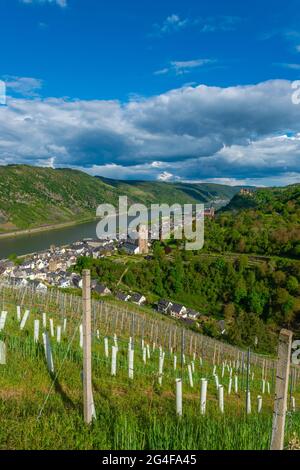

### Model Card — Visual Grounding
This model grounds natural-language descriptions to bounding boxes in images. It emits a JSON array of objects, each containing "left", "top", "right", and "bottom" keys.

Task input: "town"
[{"left": 0, "top": 223, "right": 209, "bottom": 328}]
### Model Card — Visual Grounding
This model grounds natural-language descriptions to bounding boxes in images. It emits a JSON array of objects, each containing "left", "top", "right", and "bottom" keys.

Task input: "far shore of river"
[
  {"left": 0, "top": 209, "right": 168, "bottom": 241},
  {"left": 0, "top": 217, "right": 98, "bottom": 240}
]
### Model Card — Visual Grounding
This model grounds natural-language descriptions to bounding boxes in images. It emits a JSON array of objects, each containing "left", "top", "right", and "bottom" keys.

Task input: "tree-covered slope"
[
  {"left": 205, "top": 185, "right": 300, "bottom": 257},
  {"left": 0, "top": 165, "right": 120, "bottom": 232},
  {"left": 221, "top": 184, "right": 300, "bottom": 214},
  {"left": 0, "top": 165, "right": 241, "bottom": 233},
  {"left": 97, "top": 176, "right": 240, "bottom": 206}
]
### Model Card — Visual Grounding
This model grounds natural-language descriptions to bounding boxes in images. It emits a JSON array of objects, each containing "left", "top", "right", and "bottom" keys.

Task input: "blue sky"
[{"left": 0, "top": 0, "right": 300, "bottom": 185}]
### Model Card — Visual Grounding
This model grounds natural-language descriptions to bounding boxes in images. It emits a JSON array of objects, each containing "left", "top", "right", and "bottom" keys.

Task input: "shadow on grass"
[
  {"left": 51, "top": 373, "right": 77, "bottom": 411},
  {"left": 38, "top": 342, "right": 77, "bottom": 411}
]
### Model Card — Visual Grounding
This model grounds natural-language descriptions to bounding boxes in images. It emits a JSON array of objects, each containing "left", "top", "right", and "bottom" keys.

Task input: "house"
[
  {"left": 91, "top": 248, "right": 101, "bottom": 259},
  {"left": 11, "top": 268, "right": 27, "bottom": 279},
  {"left": 10, "top": 277, "right": 28, "bottom": 288},
  {"left": 169, "top": 303, "right": 187, "bottom": 318},
  {"left": 46, "top": 272, "right": 57, "bottom": 285},
  {"left": 35, "top": 270, "right": 47, "bottom": 281},
  {"left": 90, "top": 279, "right": 98, "bottom": 289},
  {"left": 116, "top": 292, "right": 131, "bottom": 302},
  {"left": 122, "top": 242, "right": 140, "bottom": 255},
  {"left": 3, "top": 261, "right": 15, "bottom": 275},
  {"left": 96, "top": 244, "right": 115, "bottom": 257},
  {"left": 85, "top": 239, "right": 105, "bottom": 249},
  {"left": 218, "top": 320, "right": 226, "bottom": 335},
  {"left": 30, "top": 280, "right": 48, "bottom": 293},
  {"left": 56, "top": 260, "right": 68, "bottom": 271},
  {"left": 36, "top": 259, "right": 47, "bottom": 270},
  {"left": 72, "top": 275, "right": 83, "bottom": 289},
  {"left": 186, "top": 308, "right": 200, "bottom": 320},
  {"left": 93, "top": 282, "right": 112, "bottom": 296},
  {"left": 58, "top": 278, "right": 72, "bottom": 289},
  {"left": 24, "top": 269, "right": 36, "bottom": 280},
  {"left": 71, "top": 240, "right": 84, "bottom": 247},
  {"left": 70, "top": 243, "right": 86, "bottom": 254},
  {"left": 131, "top": 293, "right": 146, "bottom": 306},
  {"left": 49, "top": 258, "right": 59, "bottom": 272},
  {"left": 204, "top": 207, "right": 215, "bottom": 218},
  {"left": 19, "top": 261, "right": 34, "bottom": 270},
  {"left": 68, "top": 255, "right": 78, "bottom": 266},
  {"left": 157, "top": 299, "right": 173, "bottom": 314}
]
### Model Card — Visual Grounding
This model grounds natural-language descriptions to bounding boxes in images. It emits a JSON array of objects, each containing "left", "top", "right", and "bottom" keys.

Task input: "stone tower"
[{"left": 138, "top": 224, "right": 149, "bottom": 254}]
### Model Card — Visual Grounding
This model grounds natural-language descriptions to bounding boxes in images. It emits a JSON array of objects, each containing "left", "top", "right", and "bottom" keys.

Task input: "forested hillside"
[
  {"left": 75, "top": 249, "right": 300, "bottom": 354},
  {"left": 73, "top": 183, "right": 300, "bottom": 353},
  {"left": 97, "top": 176, "right": 240, "bottom": 206},
  {"left": 0, "top": 165, "right": 240, "bottom": 233},
  {"left": 0, "top": 165, "right": 120, "bottom": 232},
  {"left": 205, "top": 185, "right": 300, "bottom": 257}
]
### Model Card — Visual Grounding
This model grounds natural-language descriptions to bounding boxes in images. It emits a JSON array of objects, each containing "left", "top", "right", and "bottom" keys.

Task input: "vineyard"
[{"left": 0, "top": 282, "right": 300, "bottom": 450}]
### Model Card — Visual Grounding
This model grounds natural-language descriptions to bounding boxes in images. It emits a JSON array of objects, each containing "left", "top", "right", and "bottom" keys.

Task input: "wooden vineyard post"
[
  {"left": 270, "top": 329, "right": 293, "bottom": 450},
  {"left": 82, "top": 269, "right": 93, "bottom": 425}
]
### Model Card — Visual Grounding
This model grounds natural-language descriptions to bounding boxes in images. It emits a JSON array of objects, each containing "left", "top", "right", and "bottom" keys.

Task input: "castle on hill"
[{"left": 239, "top": 188, "right": 255, "bottom": 197}]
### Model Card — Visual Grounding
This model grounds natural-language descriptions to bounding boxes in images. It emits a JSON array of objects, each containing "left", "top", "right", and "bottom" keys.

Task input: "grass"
[{"left": 0, "top": 296, "right": 300, "bottom": 450}]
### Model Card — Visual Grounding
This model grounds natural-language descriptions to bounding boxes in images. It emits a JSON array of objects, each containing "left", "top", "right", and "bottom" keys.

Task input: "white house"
[
  {"left": 58, "top": 278, "right": 72, "bottom": 289},
  {"left": 122, "top": 243, "right": 140, "bottom": 255},
  {"left": 169, "top": 303, "right": 187, "bottom": 318},
  {"left": 116, "top": 292, "right": 131, "bottom": 302},
  {"left": 131, "top": 293, "right": 146, "bottom": 306}
]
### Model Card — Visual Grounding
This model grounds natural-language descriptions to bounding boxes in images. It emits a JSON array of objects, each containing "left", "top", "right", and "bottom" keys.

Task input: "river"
[
  {"left": 0, "top": 208, "right": 197, "bottom": 259},
  {"left": 0, "top": 220, "right": 99, "bottom": 259}
]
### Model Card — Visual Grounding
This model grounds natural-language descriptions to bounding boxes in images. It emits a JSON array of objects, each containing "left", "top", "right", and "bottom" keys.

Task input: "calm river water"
[
  {"left": 0, "top": 220, "right": 99, "bottom": 259},
  {"left": 0, "top": 209, "right": 184, "bottom": 259}
]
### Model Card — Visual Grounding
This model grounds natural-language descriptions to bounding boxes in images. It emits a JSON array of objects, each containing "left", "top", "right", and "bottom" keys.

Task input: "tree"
[
  {"left": 234, "top": 277, "right": 247, "bottom": 303},
  {"left": 248, "top": 290, "right": 267, "bottom": 316},
  {"left": 152, "top": 241, "right": 165, "bottom": 261},
  {"left": 8, "top": 253, "right": 22, "bottom": 266},
  {"left": 224, "top": 303, "right": 236, "bottom": 322},
  {"left": 273, "top": 270, "right": 286, "bottom": 286},
  {"left": 287, "top": 276, "right": 299, "bottom": 294},
  {"left": 227, "top": 312, "right": 276, "bottom": 353}
]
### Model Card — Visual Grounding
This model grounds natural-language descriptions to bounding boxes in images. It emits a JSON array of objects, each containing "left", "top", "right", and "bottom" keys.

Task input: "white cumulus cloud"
[
  {"left": 0, "top": 79, "right": 300, "bottom": 186},
  {"left": 21, "top": 0, "right": 67, "bottom": 7}
]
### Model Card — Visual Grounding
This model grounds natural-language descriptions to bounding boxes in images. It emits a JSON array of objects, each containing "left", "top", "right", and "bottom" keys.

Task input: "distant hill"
[
  {"left": 96, "top": 176, "right": 240, "bottom": 206},
  {"left": 0, "top": 165, "right": 242, "bottom": 234},
  {"left": 0, "top": 165, "right": 120, "bottom": 233},
  {"left": 221, "top": 184, "right": 300, "bottom": 214},
  {"left": 207, "top": 184, "right": 300, "bottom": 257}
]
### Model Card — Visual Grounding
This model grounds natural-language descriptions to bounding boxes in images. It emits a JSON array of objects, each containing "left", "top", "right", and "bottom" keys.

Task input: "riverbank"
[
  {"left": 0, "top": 217, "right": 97, "bottom": 240},
  {"left": 0, "top": 209, "right": 144, "bottom": 240}
]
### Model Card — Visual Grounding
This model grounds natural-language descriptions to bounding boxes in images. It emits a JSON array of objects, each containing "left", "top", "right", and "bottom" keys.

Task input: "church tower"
[{"left": 138, "top": 224, "right": 149, "bottom": 254}]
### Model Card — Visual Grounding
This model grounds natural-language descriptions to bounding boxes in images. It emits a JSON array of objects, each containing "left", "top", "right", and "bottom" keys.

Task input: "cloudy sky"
[{"left": 0, "top": 0, "right": 300, "bottom": 186}]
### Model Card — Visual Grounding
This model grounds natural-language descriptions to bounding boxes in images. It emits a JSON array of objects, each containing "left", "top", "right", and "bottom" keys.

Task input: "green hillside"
[
  {"left": 221, "top": 185, "right": 300, "bottom": 214},
  {"left": 97, "top": 176, "right": 240, "bottom": 206},
  {"left": 205, "top": 184, "right": 300, "bottom": 257},
  {"left": 0, "top": 165, "right": 120, "bottom": 233},
  {"left": 0, "top": 165, "right": 241, "bottom": 234},
  {"left": 1, "top": 287, "right": 299, "bottom": 450}
]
